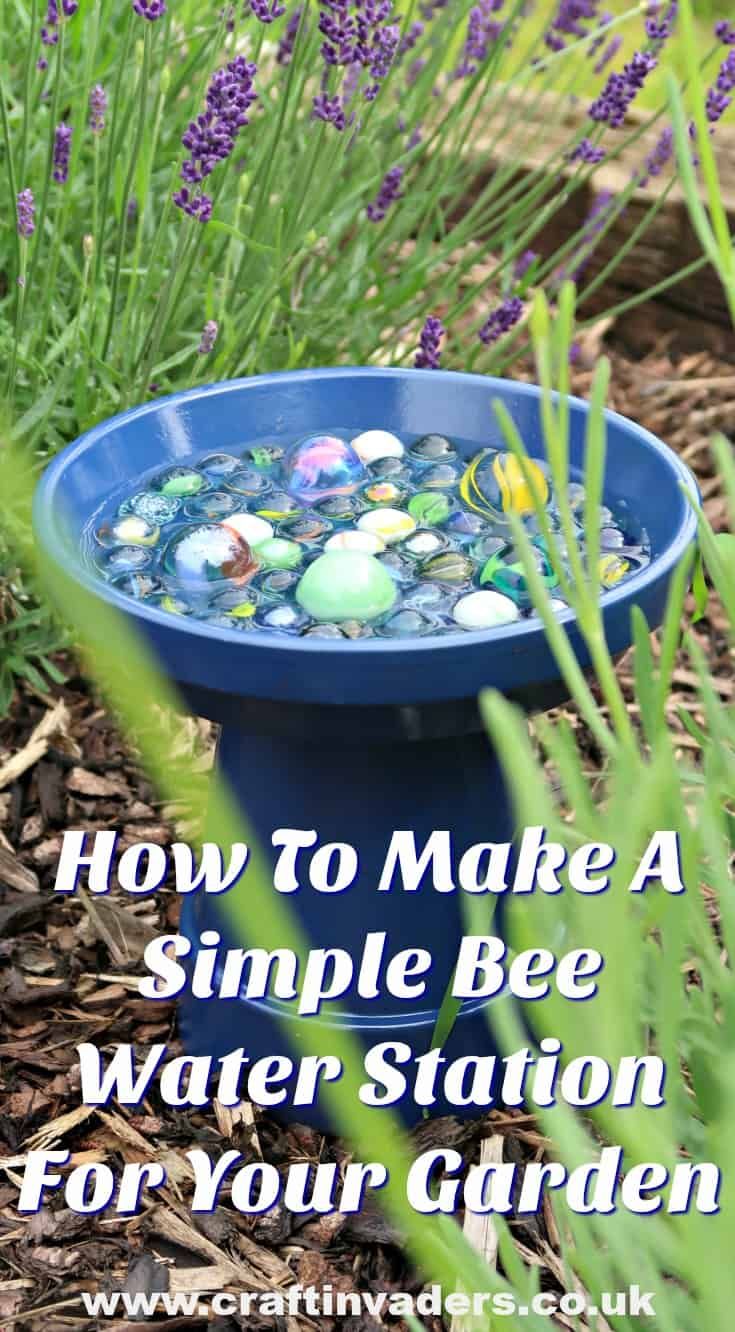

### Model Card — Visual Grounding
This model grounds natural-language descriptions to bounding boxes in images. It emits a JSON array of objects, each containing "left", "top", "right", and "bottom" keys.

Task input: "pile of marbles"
[{"left": 85, "top": 428, "right": 651, "bottom": 639}]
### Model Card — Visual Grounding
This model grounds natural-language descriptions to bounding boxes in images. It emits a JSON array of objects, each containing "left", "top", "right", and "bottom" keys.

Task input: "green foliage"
[{"left": 0, "top": 0, "right": 725, "bottom": 462}]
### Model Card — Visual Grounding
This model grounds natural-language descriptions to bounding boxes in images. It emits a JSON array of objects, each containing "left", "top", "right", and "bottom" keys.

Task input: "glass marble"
[
  {"left": 257, "top": 569, "right": 300, "bottom": 599},
  {"left": 363, "top": 481, "right": 406, "bottom": 506},
  {"left": 453, "top": 590, "right": 520, "bottom": 629},
  {"left": 96, "top": 516, "right": 159, "bottom": 548},
  {"left": 403, "top": 529, "right": 448, "bottom": 560},
  {"left": 85, "top": 426, "right": 650, "bottom": 640},
  {"left": 315, "top": 494, "right": 364, "bottom": 521},
  {"left": 162, "top": 524, "right": 259, "bottom": 589},
  {"left": 257, "top": 603, "right": 310, "bottom": 632},
  {"left": 599, "top": 553, "right": 640, "bottom": 587},
  {"left": 357, "top": 508, "right": 416, "bottom": 545},
  {"left": 256, "top": 490, "right": 302, "bottom": 520},
  {"left": 303, "top": 622, "right": 346, "bottom": 639},
  {"left": 255, "top": 538, "right": 303, "bottom": 570},
  {"left": 280, "top": 514, "right": 332, "bottom": 543},
  {"left": 226, "top": 467, "right": 272, "bottom": 497},
  {"left": 184, "top": 491, "right": 238, "bottom": 520},
  {"left": 102, "top": 545, "right": 152, "bottom": 573},
  {"left": 295, "top": 552, "right": 396, "bottom": 622},
  {"left": 376, "top": 550, "right": 417, "bottom": 584},
  {"left": 199, "top": 453, "right": 241, "bottom": 476},
  {"left": 403, "top": 582, "right": 456, "bottom": 613},
  {"left": 224, "top": 513, "right": 274, "bottom": 547},
  {"left": 156, "top": 467, "right": 208, "bottom": 498},
  {"left": 325, "top": 530, "right": 385, "bottom": 554},
  {"left": 367, "top": 456, "right": 410, "bottom": 482},
  {"left": 379, "top": 608, "right": 435, "bottom": 637},
  {"left": 484, "top": 550, "right": 557, "bottom": 607},
  {"left": 243, "top": 444, "right": 284, "bottom": 469},
  {"left": 421, "top": 551, "right": 475, "bottom": 585},
  {"left": 410, "top": 433, "right": 456, "bottom": 462},
  {"left": 421, "top": 463, "right": 460, "bottom": 490},
  {"left": 408, "top": 492, "right": 452, "bottom": 527},
  {"left": 214, "top": 586, "right": 262, "bottom": 612},
  {"left": 285, "top": 434, "right": 365, "bottom": 503},
  {"left": 446, "top": 509, "right": 486, "bottom": 541},
  {"left": 460, "top": 450, "right": 549, "bottom": 520},
  {"left": 351, "top": 429, "right": 404, "bottom": 464},
  {"left": 111, "top": 572, "right": 162, "bottom": 598},
  {"left": 121, "top": 491, "right": 181, "bottom": 525}
]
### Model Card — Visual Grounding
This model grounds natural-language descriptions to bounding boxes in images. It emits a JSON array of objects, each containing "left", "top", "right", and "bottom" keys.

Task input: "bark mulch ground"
[{"left": 0, "top": 338, "right": 732, "bottom": 1330}]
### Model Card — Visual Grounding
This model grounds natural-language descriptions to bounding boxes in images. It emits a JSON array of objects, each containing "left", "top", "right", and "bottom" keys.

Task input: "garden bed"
[
  {"left": 462, "top": 88, "right": 735, "bottom": 358},
  {"left": 0, "top": 336, "right": 731, "bottom": 1331}
]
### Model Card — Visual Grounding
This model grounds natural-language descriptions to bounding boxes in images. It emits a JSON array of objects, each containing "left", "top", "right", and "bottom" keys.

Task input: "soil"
[{"left": 0, "top": 334, "right": 732, "bottom": 1330}]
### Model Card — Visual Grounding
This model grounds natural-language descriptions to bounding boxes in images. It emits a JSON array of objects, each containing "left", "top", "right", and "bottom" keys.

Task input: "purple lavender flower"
[
  {"left": 545, "top": 0, "right": 599, "bottom": 53},
  {"left": 366, "top": 164, "right": 403, "bottom": 221},
  {"left": 172, "top": 187, "right": 213, "bottom": 223},
  {"left": 715, "top": 20, "right": 735, "bottom": 45},
  {"left": 312, "top": 91, "right": 347, "bottom": 130},
  {"left": 174, "top": 56, "right": 257, "bottom": 221},
  {"left": 513, "top": 249, "right": 537, "bottom": 280},
  {"left": 566, "top": 189, "right": 614, "bottom": 281},
  {"left": 52, "top": 123, "right": 72, "bottom": 184},
  {"left": 16, "top": 189, "right": 36, "bottom": 239},
  {"left": 251, "top": 0, "right": 286, "bottom": 20},
  {"left": 414, "top": 315, "right": 444, "bottom": 369},
  {"left": 37, "top": 56, "right": 49, "bottom": 70},
  {"left": 399, "top": 19, "right": 424, "bottom": 56},
  {"left": 588, "top": 9, "right": 612, "bottom": 58},
  {"left": 569, "top": 136, "right": 605, "bottom": 163},
  {"left": 456, "top": 0, "right": 504, "bottom": 78},
  {"left": 127, "top": 197, "right": 139, "bottom": 222},
  {"left": 89, "top": 83, "right": 108, "bottom": 135},
  {"left": 593, "top": 33, "right": 621, "bottom": 74},
  {"left": 638, "top": 125, "right": 673, "bottom": 185},
  {"left": 479, "top": 295, "right": 524, "bottom": 344},
  {"left": 198, "top": 320, "right": 219, "bottom": 354},
  {"left": 645, "top": 1, "right": 677, "bottom": 45},
  {"left": 702, "top": 48, "right": 735, "bottom": 129},
  {"left": 133, "top": 0, "right": 166, "bottom": 18},
  {"left": 318, "top": 0, "right": 400, "bottom": 102},
  {"left": 589, "top": 50, "right": 657, "bottom": 127},
  {"left": 277, "top": 6, "right": 303, "bottom": 63}
]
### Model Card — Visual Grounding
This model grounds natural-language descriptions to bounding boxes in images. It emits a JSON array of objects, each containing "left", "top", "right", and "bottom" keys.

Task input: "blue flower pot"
[{"left": 33, "top": 369, "right": 698, "bottom": 1128}]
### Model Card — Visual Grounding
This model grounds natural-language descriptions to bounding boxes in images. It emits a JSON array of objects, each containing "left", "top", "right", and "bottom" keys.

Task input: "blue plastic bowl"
[{"left": 33, "top": 368, "right": 698, "bottom": 1127}]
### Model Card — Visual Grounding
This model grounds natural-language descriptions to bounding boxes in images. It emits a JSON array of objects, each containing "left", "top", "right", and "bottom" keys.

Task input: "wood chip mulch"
[{"left": 0, "top": 338, "right": 732, "bottom": 1331}]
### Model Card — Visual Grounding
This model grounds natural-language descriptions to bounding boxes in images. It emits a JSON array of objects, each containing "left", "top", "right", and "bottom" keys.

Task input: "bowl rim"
[{"left": 33, "top": 366, "right": 700, "bottom": 661}]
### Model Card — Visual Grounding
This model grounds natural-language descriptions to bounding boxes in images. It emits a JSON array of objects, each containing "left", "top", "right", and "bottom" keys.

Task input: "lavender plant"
[{"left": 0, "top": 0, "right": 729, "bottom": 460}]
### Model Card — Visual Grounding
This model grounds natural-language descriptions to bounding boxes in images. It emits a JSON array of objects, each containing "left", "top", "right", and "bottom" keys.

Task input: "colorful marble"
[
  {"left": 325, "top": 530, "right": 385, "bottom": 554},
  {"left": 357, "top": 508, "right": 416, "bottom": 545},
  {"left": 224, "top": 512, "right": 274, "bottom": 547},
  {"left": 162, "top": 524, "right": 259, "bottom": 589},
  {"left": 97, "top": 516, "right": 159, "bottom": 548},
  {"left": 285, "top": 434, "right": 365, "bottom": 503},
  {"left": 408, "top": 492, "right": 452, "bottom": 527},
  {"left": 157, "top": 468, "right": 208, "bottom": 498},
  {"left": 86, "top": 426, "right": 650, "bottom": 639},
  {"left": 460, "top": 450, "right": 549, "bottom": 520},
  {"left": 295, "top": 551, "right": 397, "bottom": 622}
]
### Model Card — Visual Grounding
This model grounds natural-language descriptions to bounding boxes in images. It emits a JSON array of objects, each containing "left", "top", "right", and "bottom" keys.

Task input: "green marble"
[{"left": 296, "top": 551, "right": 397, "bottom": 622}]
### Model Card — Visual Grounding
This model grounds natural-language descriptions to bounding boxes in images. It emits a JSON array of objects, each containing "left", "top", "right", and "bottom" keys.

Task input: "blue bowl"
[{"left": 33, "top": 368, "right": 698, "bottom": 1127}]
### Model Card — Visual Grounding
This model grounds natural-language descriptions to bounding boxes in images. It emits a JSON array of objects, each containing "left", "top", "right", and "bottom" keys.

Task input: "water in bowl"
[{"left": 81, "top": 427, "right": 650, "bottom": 638}]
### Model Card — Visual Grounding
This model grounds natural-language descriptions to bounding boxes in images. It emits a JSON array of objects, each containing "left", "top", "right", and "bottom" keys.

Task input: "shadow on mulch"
[{"left": 0, "top": 339, "right": 732, "bottom": 1330}]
